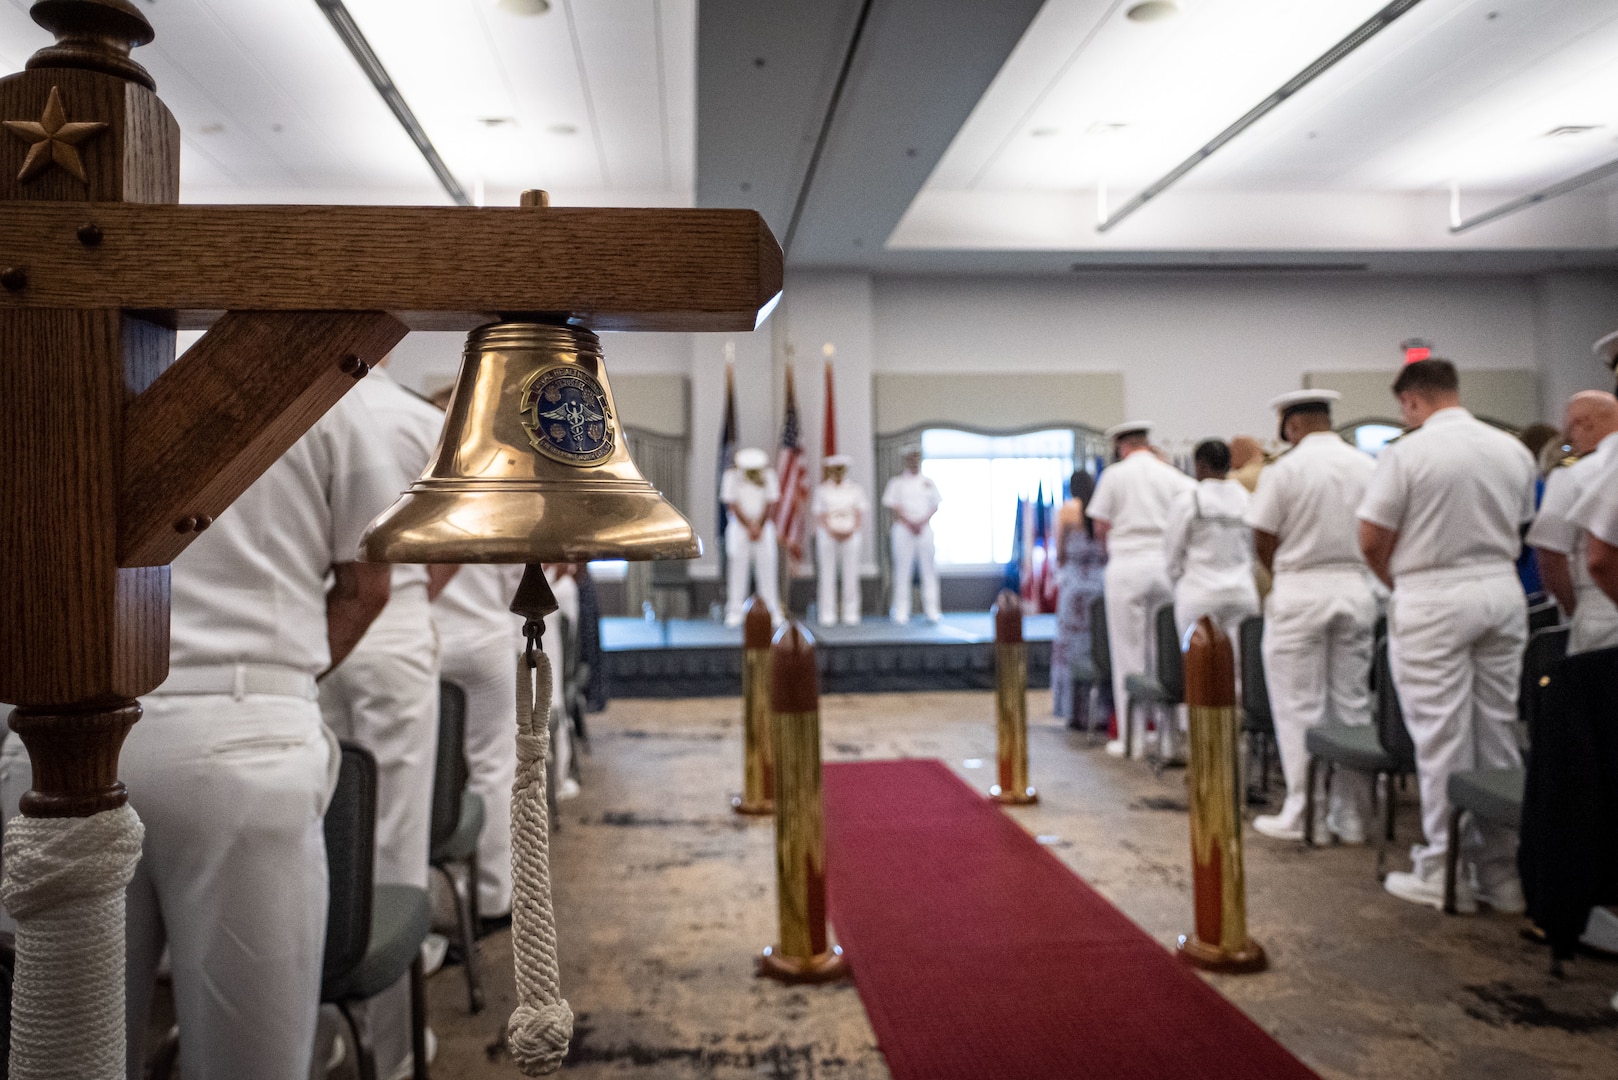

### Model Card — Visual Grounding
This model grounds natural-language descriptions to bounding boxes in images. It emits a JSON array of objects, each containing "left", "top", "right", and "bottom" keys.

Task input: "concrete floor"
[{"left": 422, "top": 690, "right": 1618, "bottom": 1079}]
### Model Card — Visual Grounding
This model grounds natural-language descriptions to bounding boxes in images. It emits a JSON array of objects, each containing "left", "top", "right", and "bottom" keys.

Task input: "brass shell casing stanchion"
[
  {"left": 989, "top": 590, "right": 1038, "bottom": 805},
  {"left": 732, "top": 595, "right": 775, "bottom": 815},
  {"left": 756, "top": 621, "right": 849, "bottom": 984},
  {"left": 1178, "top": 617, "right": 1267, "bottom": 974}
]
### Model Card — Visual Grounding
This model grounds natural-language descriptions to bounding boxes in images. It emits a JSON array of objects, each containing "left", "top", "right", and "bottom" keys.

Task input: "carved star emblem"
[{"left": 3, "top": 86, "right": 108, "bottom": 184}]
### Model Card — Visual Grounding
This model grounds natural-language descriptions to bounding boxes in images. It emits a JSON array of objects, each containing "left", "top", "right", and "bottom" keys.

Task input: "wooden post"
[
  {"left": 1177, "top": 616, "right": 1266, "bottom": 974},
  {"left": 732, "top": 595, "right": 775, "bottom": 815},
  {"left": 989, "top": 589, "right": 1037, "bottom": 805},
  {"left": 756, "top": 621, "right": 847, "bottom": 984}
]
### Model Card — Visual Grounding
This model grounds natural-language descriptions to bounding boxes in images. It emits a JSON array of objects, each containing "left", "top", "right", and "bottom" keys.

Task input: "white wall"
[
  {"left": 365, "top": 268, "right": 1618, "bottom": 583},
  {"left": 873, "top": 274, "right": 1544, "bottom": 442}
]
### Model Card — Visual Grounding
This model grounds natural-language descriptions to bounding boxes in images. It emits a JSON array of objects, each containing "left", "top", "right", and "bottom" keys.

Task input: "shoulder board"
[{"left": 1551, "top": 452, "right": 1582, "bottom": 470}]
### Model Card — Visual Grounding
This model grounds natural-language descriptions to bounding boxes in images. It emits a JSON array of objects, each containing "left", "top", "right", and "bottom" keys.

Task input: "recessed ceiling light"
[
  {"left": 1125, "top": 1, "right": 1180, "bottom": 23},
  {"left": 547, "top": 123, "right": 578, "bottom": 136},
  {"left": 496, "top": 0, "right": 551, "bottom": 14},
  {"left": 1545, "top": 124, "right": 1601, "bottom": 137},
  {"left": 1030, "top": 127, "right": 1059, "bottom": 138},
  {"left": 1086, "top": 121, "right": 1129, "bottom": 135},
  {"left": 478, "top": 116, "right": 516, "bottom": 128}
]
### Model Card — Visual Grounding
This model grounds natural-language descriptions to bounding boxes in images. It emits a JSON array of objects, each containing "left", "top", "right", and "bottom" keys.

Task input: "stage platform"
[{"left": 602, "top": 612, "right": 1055, "bottom": 697}]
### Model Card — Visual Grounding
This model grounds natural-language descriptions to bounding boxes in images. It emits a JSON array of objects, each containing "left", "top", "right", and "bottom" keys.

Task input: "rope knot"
[
  {"left": 507, "top": 1000, "right": 574, "bottom": 1075},
  {"left": 0, "top": 804, "right": 144, "bottom": 918}
]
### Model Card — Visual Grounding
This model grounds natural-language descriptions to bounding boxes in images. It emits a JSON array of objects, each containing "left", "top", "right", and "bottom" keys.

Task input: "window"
[
  {"left": 1348, "top": 423, "right": 1403, "bottom": 457},
  {"left": 918, "top": 428, "right": 1075, "bottom": 567}
]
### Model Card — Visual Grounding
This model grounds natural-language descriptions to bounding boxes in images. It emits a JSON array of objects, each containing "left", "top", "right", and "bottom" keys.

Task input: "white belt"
[
  {"left": 1394, "top": 561, "right": 1516, "bottom": 588},
  {"left": 154, "top": 663, "right": 319, "bottom": 701},
  {"left": 1274, "top": 563, "right": 1367, "bottom": 579}
]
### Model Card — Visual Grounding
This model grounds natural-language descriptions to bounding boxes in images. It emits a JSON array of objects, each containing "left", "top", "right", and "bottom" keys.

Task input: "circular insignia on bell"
[{"left": 519, "top": 365, "right": 615, "bottom": 465}]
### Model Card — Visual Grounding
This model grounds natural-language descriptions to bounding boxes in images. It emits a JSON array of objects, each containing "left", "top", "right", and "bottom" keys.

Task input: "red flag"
[
  {"left": 775, "top": 364, "right": 810, "bottom": 563},
  {"left": 822, "top": 356, "right": 838, "bottom": 458}
]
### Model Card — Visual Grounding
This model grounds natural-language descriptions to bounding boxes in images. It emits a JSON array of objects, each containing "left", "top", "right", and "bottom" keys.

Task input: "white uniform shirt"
[
  {"left": 1356, "top": 407, "right": 1535, "bottom": 580},
  {"left": 433, "top": 563, "right": 526, "bottom": 648},
  {"left": 1086, "top": 449, "right": 1196, "bottom": 559},
  {"left": 721, "top": 467, "right": 780, "bottom": 526},
  {"left": 1529, "top": 432, "right": 1618, "bottom": 593},
  {"left": 354, "top": 368, "right": 444, "bottom": 595},
  {"left": 167, "top": 394, "right": 398, "bottom": 676},
  {"left": 813, "top": 479, "right": 870, "bottom": 537},
  {"left": 1568, "top": 434, "right": 1618, "bottom": 549},
  {"left": 1164, "top": 478, "right": 1254, "bottom": 593},
  {"left": 881, "top": 471, "right": 941, "bottom": 525},
  {"left": 1245, "top": 432, "right": 1375, "bottom": 574}
]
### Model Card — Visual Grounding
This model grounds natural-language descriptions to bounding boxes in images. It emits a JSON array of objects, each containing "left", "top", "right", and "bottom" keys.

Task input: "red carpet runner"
[{"left": 823, "top": 759, "right": 1320, "bottom": 1080}]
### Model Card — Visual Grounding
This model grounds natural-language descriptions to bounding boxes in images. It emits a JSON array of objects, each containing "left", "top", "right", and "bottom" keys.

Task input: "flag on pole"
[
  {"left": 775, "top": 363, "right": 810, "bottom": 563},
  {"left": 822, "top": 346, "right": 838, "bottom": 458},
  {"left": 717, "top": 350, "right": 737, "bottom": 547}
]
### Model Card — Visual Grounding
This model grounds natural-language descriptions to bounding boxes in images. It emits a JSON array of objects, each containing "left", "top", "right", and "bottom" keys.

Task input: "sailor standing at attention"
[
  {"left": 1528, "top": 391, "right": 1618, "bottom": 653},
  {"left": 813, "top": 454, "right": 869, "bottom": 626},
  {"left": 1086, "top": 421, "right": 1195, "bottom": 758},
  {"left": 722, "top": 447, "right": 784, "bottom": 627},
  {"left": 1245, "top": 390, "right": 1378, "bottom": 843},
  {"left": 882, "top": 447, "right": 944, "bottom": 624},
  {"left": 1358, "top": 359, "right": 1536, "bottom": 912},
  {"left": 1162, "top": 437, "right": 1259, "bottom": 642}
]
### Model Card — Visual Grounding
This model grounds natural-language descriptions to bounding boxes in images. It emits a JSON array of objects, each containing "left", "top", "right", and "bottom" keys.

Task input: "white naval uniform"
[
  {"left": 721, "top": 467, "right": 783, "bottom": 625},
  {"left": 1533, "top": 432, "right": 1618, "bottom": 653},
  {"left": 813, "top": 478, "right": 869, "bottom": 625},
  {"left": 1358, "top": 407, "right": 1535, "bottom": 889},
  {"left": 882, "top": 471, "right": 943, "bottom": 623},
  {"left": 321, "top": 368, "right": 443, "bottom": 893},
  {"left": 1245, "top": 432, "right": 1378, "bottom": 834},
  {"left": 1163, "top": 478, "right": 1259, "bottom": 641},
  {"left": 544, "top": 566, "right": 580, "bottom": 799},
  {"left": 75, "top": 395, "right": 389, "bottom": 1080},
  {"left": 434, "top": 562, "right": 526, "bottom": 915},
  {"left": 1088, "top": 449, "right": 1196, "bottom": 744}
]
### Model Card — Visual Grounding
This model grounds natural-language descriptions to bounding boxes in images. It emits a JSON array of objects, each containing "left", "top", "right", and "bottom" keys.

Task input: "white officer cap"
[
  {"left": 1267, "top": 389, "right": 1341, "bottom": 414},
  {"left": 1104, "top": 420, "right": 1154, "bottom": 441},
  {"left": 735, "top": 447, "right": 769, "bottom": 470},
  {"left": 824, "top": 454, "right": 852, "bottom": 467},
  {"left": 1594, "top": 330, "right": 1618, "bottom": 370}
]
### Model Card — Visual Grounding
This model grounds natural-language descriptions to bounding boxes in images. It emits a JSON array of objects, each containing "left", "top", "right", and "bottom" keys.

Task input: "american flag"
[{"left": 775, "top": 364, "right": 810, "bottom": 563}]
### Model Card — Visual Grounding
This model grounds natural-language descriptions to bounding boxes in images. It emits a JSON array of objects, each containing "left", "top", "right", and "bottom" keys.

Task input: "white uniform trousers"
[
  {"left": 439, "top": 629, "right": 519, "bottom": 916},
  {"left": 1262, "top": 569, "right": 1377, "bottom": 832},
  {"left": 125, "top": 689, "right": 334, "bottom": 1080},
  {"left": 1570, "top": 584, "right": 1618, "bottom": 654},
  {"left": 1388, "top": 566, "right": 1526, "bottom": 887},
  {"left": 724, "top": 520, "right": 782, "bottom": 626},
  {"left": 319, "top": 586, "right": 439, "bottom": 891},
  {"left": 1173, "top": 585, "right": 1259, "bottom": 649},
  {"left": 816, "top": 528, "right": 862, "bottom": 625},
  {"left": 1103, "top": 553, "right": 1173, "bottom": 745},
  {"left": 890, "top": 522, "right": 941, "bottom": 623}
]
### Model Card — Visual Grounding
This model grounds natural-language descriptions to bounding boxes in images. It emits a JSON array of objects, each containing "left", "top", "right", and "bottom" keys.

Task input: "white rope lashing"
[
  {"left": 1, "top": 804, "right": 144, "bottom": 1080},
  {"left": 506, "top": 644, "right": 573, "bottom": 1074}
]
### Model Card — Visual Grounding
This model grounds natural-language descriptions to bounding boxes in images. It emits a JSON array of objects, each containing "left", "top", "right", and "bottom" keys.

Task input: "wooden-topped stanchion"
[
  {"left": 756, "top": 621, "right": 848, "bottom": 984},
  {"left": 1177, "top": 616, "right": 1267, "bottom": 974},
  {"left": 732, "top": 595, "right": 775, "bottom": 815},
  {"left": 989, "top": 589, "right": 1037, "bottom": 805}
]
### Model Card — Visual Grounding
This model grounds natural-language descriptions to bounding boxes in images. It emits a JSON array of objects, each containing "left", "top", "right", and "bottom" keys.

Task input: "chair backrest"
[
  {"left": 1154, "top": 603, "right": 1183, "bottom": 702},
  {"left": 1238, "top": 615, "right": 1271, "bottom": 729},
  {"left": 1371, "top": 632, "right": 1416, "bottom": 771},
  {"left": 323, "top": 741, "right": 378, "bottom": 984},
  {"left": 431, "top": 680, "right": 469, "bottom": 852},
  {"left": 1527, "top": 597, "right": 1562, "bottom": 633},
  {"left": 1519, "top": 624, "right": 1570, "bottom": 735},
  {"left": 650, "top": 558, "right": 691, "bottom": 587},
  {"left": 1088, "top": 594, "right": 1110, "bottom": 683}
]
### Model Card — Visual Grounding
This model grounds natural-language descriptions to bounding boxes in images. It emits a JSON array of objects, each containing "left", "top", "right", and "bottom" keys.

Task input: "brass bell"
[{"left": 363, "top": 320, "right": 700, "bottom": 564}]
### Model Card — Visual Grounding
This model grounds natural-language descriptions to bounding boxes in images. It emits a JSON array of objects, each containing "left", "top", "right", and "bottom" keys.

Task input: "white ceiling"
[
  {"left": 0, "top": 0, "right": 694, "bottom": 207},
  {"left": 898, "top": 0, "right": 1618, "bottom": 254}
]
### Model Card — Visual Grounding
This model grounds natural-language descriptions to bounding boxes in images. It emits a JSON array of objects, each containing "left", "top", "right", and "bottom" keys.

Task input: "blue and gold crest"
[{"left": 519, "top": 365, "right": 615, "bottom": 466}]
